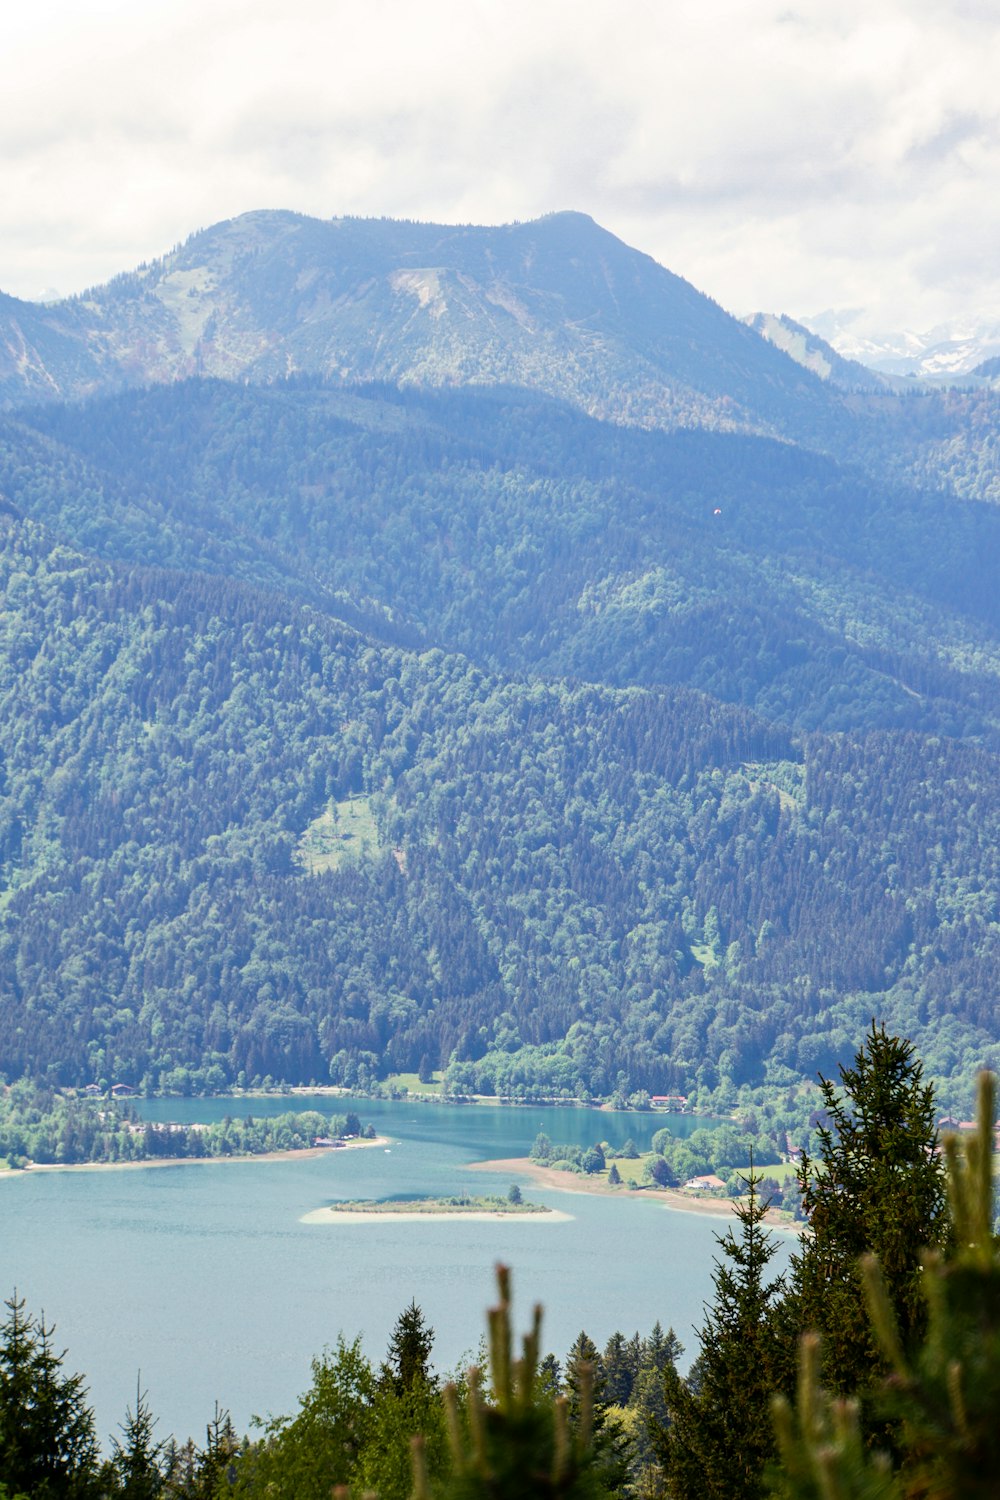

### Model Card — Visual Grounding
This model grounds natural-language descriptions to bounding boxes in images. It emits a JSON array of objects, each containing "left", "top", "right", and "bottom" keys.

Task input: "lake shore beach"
[{"left": 470, "top": 1155, "right": 794, "bottom": 1227}]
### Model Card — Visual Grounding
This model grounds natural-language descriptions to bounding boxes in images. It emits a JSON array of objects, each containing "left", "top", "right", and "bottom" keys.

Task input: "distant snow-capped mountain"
[{"left": 801, "top": 309, "right": 1000, "bottom": 380}]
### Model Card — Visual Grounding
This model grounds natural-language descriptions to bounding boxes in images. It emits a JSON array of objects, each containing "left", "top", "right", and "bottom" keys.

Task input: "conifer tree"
[
  {"left": 565, "top": 1332, "right": 629, "bottom": 1493},
  {"left": 770, "top": 1072, "right": 1000, "bottom": 1500},
  {"left": 110, "top": 1378, "right": 165, "bottom": 1500},
  {"left": 657, "top": 1172, "right": 784, "bottom": 1500},
  {"left": 780, "top": 1024, "right": 947, "bottom": 1409},
  {"left": 416, "top": 1265, "right": 608, "bottom": 1500},
  {"left": 0, "top": 1292, "right": 99, "bottom": 1500},
  {"left": 382, "top": 1301, "right": 435, "bottom": 1396},
  {"left": 162, "top": 1404, "right": 237, "bottom": 1500}
]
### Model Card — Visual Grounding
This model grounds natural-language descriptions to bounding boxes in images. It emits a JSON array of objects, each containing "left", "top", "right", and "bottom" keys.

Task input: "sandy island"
[
  {"left": 301, "top": 1204, "right": 572, "bottom": 1224},
  {"left": 469, "top": 1156, "right": 796, "bottom": 1228},
  {"left": 0, "top": 1135, "right": 391, "bottom": 1178}
]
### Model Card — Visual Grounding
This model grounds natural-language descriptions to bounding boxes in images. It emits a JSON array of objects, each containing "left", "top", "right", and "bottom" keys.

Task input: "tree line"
[{"left": 0, "top": 1083, "right": 371, "bottom": 1167}]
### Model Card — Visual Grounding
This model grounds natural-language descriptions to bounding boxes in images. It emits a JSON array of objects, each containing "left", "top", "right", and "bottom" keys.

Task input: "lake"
[{"left": 0, "top": 1095, "right": 791, "bottom": 1448}]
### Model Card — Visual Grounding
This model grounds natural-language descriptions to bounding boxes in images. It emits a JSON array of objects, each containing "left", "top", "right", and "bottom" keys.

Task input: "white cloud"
[{"left": 4, "top": 0, "right": 1000, "bottom": 332}]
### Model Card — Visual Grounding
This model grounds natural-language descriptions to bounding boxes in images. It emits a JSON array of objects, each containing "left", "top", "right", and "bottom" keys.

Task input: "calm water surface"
[{"left": 1, "top": 1096, "right": 790, "bottom": 1446}]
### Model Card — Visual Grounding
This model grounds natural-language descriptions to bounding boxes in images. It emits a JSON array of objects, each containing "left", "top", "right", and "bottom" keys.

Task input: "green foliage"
[
  {"left": 781, "top": 1025, "right": 948, "bottom": 1407},
  {"left": 382, "top": 1303, "right": 435, "bottom": 1397},
  {"left": 770, "top": 1073, "right": 1000, "bottom": 1500},
  {"left": 230, "top": 1337, "right": 376, "bottom": 1500},
  {"left": 0, "top": 1085, "right": 366, "bottom": 1166},
  {"left": 109, "top": 1380, "right": 165, "bottom": 1500},
  {"left": 5, "top": 378, "right": 1000, "bottom": 1106},
  {"left": 0, "top": 1293, "right": 99, "bottom": 1500},
  {"left": 657, "top": 1174, "right": 786, "bottom": 1500},
  {"left": 769, "top": 1335, "right": 897, "bottom": 1500},
  {"left": 422, "top": 1266, "right": 610, "bottom": 1500},
  {"left": 164, "top": 1405, "right": 238, "bottom": 1500},
  {"left": 863, "top": 1073, "right": 1000, "bottom": 1497}
]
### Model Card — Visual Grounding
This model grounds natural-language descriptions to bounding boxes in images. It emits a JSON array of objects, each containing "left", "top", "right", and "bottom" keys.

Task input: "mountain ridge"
[{"left": 0, "top": 209, "right": 840, "bottom": 442}]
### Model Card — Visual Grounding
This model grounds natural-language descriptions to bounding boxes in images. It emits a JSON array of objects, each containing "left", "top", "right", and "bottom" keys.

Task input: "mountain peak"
[{"left": 0, "top": 210, "right": 836, "bottom": 438}]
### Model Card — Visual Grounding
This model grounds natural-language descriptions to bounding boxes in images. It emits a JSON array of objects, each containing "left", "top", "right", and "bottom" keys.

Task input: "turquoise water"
[
  {"left": 0, "top": 1097, "right": 788, "bottom": 1449},
  {"left": 139, "top": 1093, "right": 718, "bottom": 1152}
]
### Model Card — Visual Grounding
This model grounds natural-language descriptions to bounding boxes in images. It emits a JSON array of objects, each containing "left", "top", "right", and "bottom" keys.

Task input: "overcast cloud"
[{"left": 4, "top": 0, "right": 1000, "bottom": 333}]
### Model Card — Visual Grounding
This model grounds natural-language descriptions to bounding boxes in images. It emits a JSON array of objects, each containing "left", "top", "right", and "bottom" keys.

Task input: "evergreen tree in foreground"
[
  {"left": 771, "top": 1071, "right": 1000, "bottom": 1500},
  {"left": 656, "top": 1171, "right": 785, "bottom": 1500},
  {"left": 0, "top": 1293, "right": 99, "bottom": 1500},
  {"left": 382, "top": 1301, "right": 435, "bottom": 1396},
  {"left": 779, "top": 1024, "right": 948, "bottom": 1417},
  {"left": 412, "top": 1265, "right": 609, "bottom": 1500},
  {"left": 163, "top": 1404, "right": 238, "bottom": 1500}
]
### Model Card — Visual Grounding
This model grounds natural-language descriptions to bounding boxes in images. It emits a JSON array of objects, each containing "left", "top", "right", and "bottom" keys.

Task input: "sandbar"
[
  {"left": 0, "top": 1135, "right": 390, "bottom": 1178},
  {"left": 301, "top": 1203, "right": 572, "bottom": 1224}
]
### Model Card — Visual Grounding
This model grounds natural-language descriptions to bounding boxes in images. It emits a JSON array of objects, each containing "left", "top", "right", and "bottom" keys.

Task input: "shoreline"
[
  {"left": 257, "top": 1086, "right": 723, "bottom": 1121},
  {"left": 469, "top": 1156, "right": 796, "bottom": 1228},
  {"left": 0, "top": 1134, "right": 391, "bottom": 1178},
  {"left": 301, "top": 1203, "right": 573, "bottom": 1224}
]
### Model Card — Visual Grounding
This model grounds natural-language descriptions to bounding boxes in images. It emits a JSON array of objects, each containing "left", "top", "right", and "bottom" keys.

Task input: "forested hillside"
[
  {"left": 7, "top": 379, "right": 1000, "bottom": 742},
  {"left": 2, "top": 513, "right": 1000, "bottom": 1101}
]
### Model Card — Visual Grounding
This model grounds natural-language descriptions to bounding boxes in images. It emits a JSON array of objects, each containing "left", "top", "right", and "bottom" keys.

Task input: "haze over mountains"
[
  {"left": 3, "top": 210, "right": 1000, "bottom": 1105},
  {"left": 801, "top": 308, "right": 1000, "bottom": 382},
  {"left": 0, "top": 210, "right": 844, "bottom": 439}
]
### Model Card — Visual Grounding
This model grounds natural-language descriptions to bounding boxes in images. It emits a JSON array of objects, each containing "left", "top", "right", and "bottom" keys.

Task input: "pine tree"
[
  {"left": 110, "top": 1377, "right": 165, "bottom": 1500},
  {"left": 771, "top": 1072, "right": 1000, "bottom": 1500},
  {"left": 565, "top": 1332, "right": 630, "bottom": 1494},
  {"left": 383, "top": 1300, "right": 435, "bottom": 1395},
  {"left": 565, "top": 1333, "right": 602, "bottom": 1428},
  {"left": 199, "top": 1405, "right": 238, "bottom": 1498},
  {"left": 0, "top": 1292, "right": 99, "bottom": 1500},
  {"left": 780, "top": 1024, "right": 948, "bottom": 1408},
  {"left": 656, "top": 1173, "right": 784, "bottom": 1500},
  {"left": 601, "top": 1334, "right": 634, "bottom": 1407}
]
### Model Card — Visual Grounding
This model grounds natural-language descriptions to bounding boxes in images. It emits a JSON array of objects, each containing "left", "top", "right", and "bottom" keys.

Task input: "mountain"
[
  {"left": 3, "top": 210, "right": 1000, "bottom": 1107},
  {"left": 971, "top": 355, "right": 1000, "bottom": 380},
  {"left": 745, "top": 312, "right": 898, "bottom": 391},
  {"left": 803, "top": 309, "right": 1000, "bottom": 381},
  {"left": 0, "top": 210, "right": 842, "bottom": 440},
  {"left": 7, "top": 378, "right": 1000, "bottom": 741},
  {"left": 0, "top": 289, "right": 114, "bottom": 406}
]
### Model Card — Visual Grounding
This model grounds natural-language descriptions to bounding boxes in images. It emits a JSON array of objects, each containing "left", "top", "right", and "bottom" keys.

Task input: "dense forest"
[
  {"left": 6, "top": 378, "right": 1000, "bottom": 741},
  {"left": 5, "top": 210, "right": 1000, "bottom": 1495},
  {"left": 2, "top": 493, "right": 1000, "bottom": 1101},
  {"left": 3, "top": 1032, "right": 998, "bottom": 1500}
]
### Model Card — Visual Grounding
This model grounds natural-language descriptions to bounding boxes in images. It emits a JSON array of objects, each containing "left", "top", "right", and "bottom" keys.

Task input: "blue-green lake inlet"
[{"left": 0, "top": 1096, "right": 792, "bottom": 1445}]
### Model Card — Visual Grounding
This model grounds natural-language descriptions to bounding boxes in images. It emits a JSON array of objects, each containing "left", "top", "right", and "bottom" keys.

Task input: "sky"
[{"left": 5, "top": 0, "right": 1000, "bottom": 336}]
